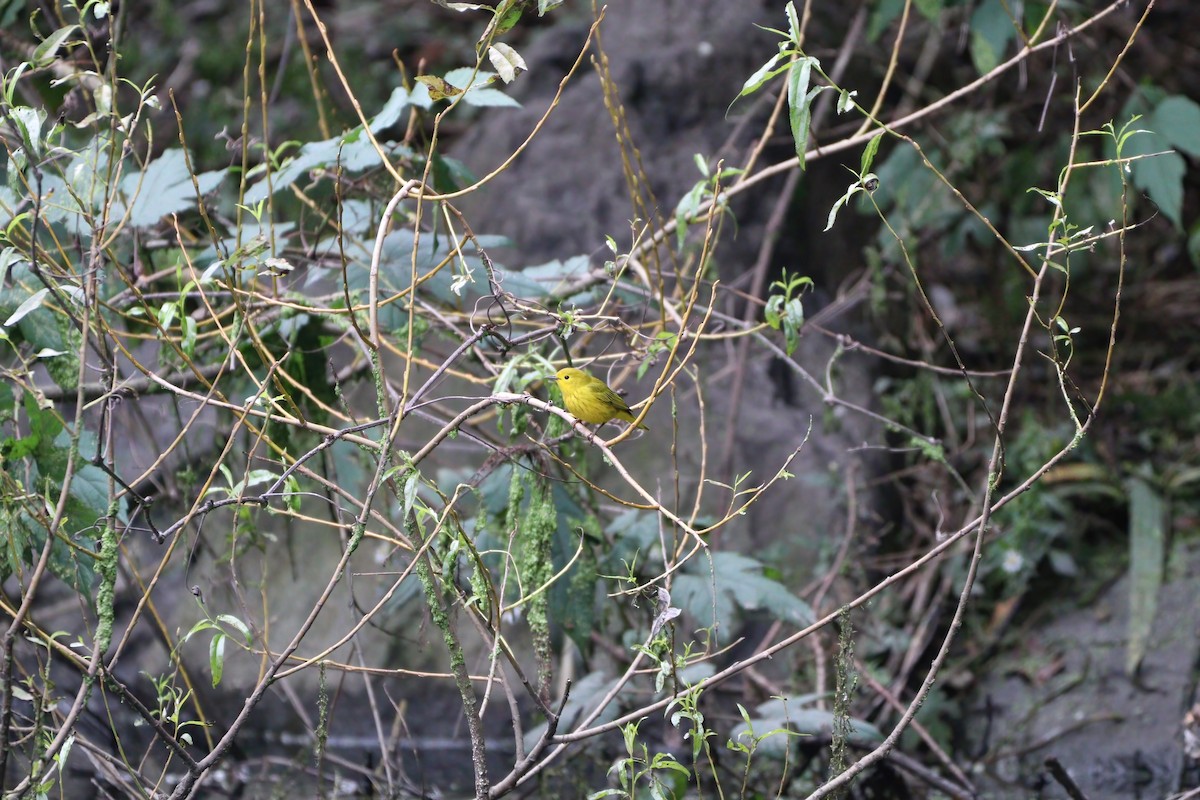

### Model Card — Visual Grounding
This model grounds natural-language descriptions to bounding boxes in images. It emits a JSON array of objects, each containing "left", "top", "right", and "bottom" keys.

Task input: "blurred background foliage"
[{"left": 1, "top": 0, "right": 1198, "bottom": 797}]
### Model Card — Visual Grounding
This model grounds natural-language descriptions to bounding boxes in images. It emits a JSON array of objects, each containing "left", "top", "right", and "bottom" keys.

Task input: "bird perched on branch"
[{"left": 548, "top": 367, "right": 648, "bottom": 430}]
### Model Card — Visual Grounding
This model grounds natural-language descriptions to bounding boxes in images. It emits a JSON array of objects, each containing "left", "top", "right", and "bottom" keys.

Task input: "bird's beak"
[{"left": 545, "top": 375, "right": 558, "bottom": 382}]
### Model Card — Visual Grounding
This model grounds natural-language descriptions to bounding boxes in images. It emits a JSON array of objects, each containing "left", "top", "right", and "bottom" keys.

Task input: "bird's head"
[{"left": 549, "top": 367, "right": 590, "bottom": 384}]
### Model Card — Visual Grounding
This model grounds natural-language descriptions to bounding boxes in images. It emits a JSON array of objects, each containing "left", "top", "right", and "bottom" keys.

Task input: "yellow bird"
[{"left": 547, "top": 367, "right": 648, "bottom": 430}]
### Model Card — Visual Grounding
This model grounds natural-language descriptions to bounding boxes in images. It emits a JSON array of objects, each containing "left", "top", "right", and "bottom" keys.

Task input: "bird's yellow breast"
[{"left": 553, "top": 368, "right": 645, "bottom": 429}]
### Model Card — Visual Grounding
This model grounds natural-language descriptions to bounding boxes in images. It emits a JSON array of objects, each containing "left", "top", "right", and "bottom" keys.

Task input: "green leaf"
[
  {"left": 444, "top": 68, "right": 520, "bottom": 108},
  {"left": 1125, "top": 475, "right": 1165, "bottom": 676},
  {"left": 402, "top": 470, "right": 420, "bottom": 521},
  {"left": 370, "top": 85, "right": 432, "bottom": 132},
  {"left": 10, "top": 511, "right": 96, "bottom": 598},
  {"left": 1117, "top": 99, "right": 1196, "bottom": 230},
  {"left": 730, "top": 696, "right": 883, "bottom": 757},
  {"left": 0, "top": 0, "right": 24, "bottom": 28},
  {"left": 494, "top": 0, "right": 523, "bottom": 33},
  {"left": 503, "top": 255, "right": 595, "bottom": 305},
  {"left": 913, "top": 0, "right": 943, "bottom": 21},
  {"left": 459, "top": 86, "right": 520, "bottom": 108},
  {"left": 415, "top": 74, "right": 463, "bottom": 101},
  {"left": 1129, "top": 136, "right": 1185, "bottom": 230},
  {"left": 786, "top": 57, "right": 813, "bottom": 165},
  {"left": 217, "top": 613, "right": 253, "bottom": 644},
  {"left": 210, "top": 631, "right": 227, "bottom": 686},
  {"left": 674, "top": 553, "right": 813, "bottom": 637},
  {"left": 552, "top": 512, "right": 599, "bottom": 655},
  {"left": 836, "top": 88, "right": 858, "bottom": 115},
  {"left": 8, "top": 106, "right": 47, "bottom": 157},
  {"left": 180, "top": 315, "right": 197, "bottom": 357},
  {"left": 245, "top": 132, "right": 416, "bottom": 203},
  {"left": 764, "top": 294, "right": 783, "bottom": 329},
  {"left": 866, "top": 0, "right": 905, "bottom": 42},
  {"left": 17, "top": 394, "right": 64, "bottom": 465},
  {"left": 429, "top": 152, "right": 477, "bottom": 194},
  {"left": 1152, "top": 95, "right": 1200, "bottom": 159},
  {"left": 56, "top": 733, "right": 75, "bottom": 775},
  {"left": 0, "top": 380, "right": 13, "bottom": 424},
  {"left": 32, "top": 25, "right": 79, "bottom": 67},
  {"left": 969, "top": 0, "right": 1014, "bottom": 75},
  {"left": 119, "top": 149, "right": 227, "bottom": 229},
  {"left": 860, "top": 131, "right": 884, "bottom": 175},
  {"left": 783, "top": 297, "right": 804, "bottom": 354},
  {"left": 66, "top": 462, "right": 118, "bottom": 531},
  {"left": 674, "top": 180, "right": 708, "bottom": 251}
]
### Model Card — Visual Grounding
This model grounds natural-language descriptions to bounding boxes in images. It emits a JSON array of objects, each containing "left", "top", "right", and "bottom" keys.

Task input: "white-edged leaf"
[
  {"left": 825, "top": 182, "right": 863, "bottom": 231},
  {"left": 32, "top": 25, "right": 79, "bottom": 66},
  {"left": 57, "top": 733, "right": 75, "bottom": 772},
  {"left": 487, "top": 43, "right": 527, "bottom": 83},
  {"left": 785, "top": 1, "right": 801, "bottom": 45},
  {"left": 787, "top": 58, "right": 814, "bottom": 164},
  {"left": 402, "top": 470, "right": 420, "bottom": 521},
  {"left": 209, "top": 632, "right": 226, "bottom": 687},
  {"left": 4, "top": 288, "right": 49, "bottom": 327},
  {"left": 737, "top": 50, "right": 786, "bottom": 99},
  {"left": 217, "top": 613, "right": 253, "bottom": 644},
  {"left": 10, "top": 106, "right": 46, "bottom": 150}
]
